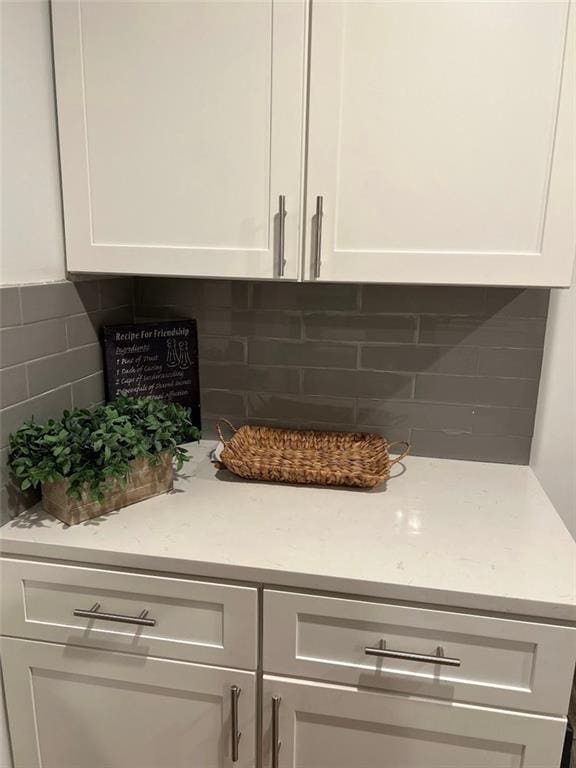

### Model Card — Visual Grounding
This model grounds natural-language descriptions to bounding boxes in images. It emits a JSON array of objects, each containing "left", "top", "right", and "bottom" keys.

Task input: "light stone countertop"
[{"left": 1, "top": 441, "right": 575, "bottom": 622}]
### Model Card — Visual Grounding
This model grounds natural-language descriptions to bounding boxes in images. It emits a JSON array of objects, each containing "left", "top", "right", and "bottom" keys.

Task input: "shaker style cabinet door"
[
  {"left": 305, "top": 0, "right": 575, "bottom": 286},
  {"left": 2, "top": 638, "right": 256, "bottom": 768},
  {"left": 51, "top": 0, "right": 307, "bottom": 279},
  {"left": 262, "top": 676, "right": 566, "bottom": 768}
]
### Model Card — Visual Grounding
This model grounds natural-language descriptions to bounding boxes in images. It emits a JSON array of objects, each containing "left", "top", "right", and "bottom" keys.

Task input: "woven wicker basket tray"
[{"left": 217, "top": 420, "right": 410, "bottom": 489}]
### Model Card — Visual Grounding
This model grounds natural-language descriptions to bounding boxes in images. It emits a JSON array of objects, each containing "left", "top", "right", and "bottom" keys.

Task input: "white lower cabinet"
[
  {"left": 1, "top": 571, "right": 572, "bottom": 768},
  {"left": 262, "top": 676, "right": 565, "bottom": 768},
  {"left": 1, "top": 638, "right": 256, "bottom": 768},
  {"left": 263, "top": 590, "right": 576, "bottom": 716}
]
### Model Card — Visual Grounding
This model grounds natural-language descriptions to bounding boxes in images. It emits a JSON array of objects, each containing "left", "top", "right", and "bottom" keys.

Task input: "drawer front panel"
[
  {"left": 264, "top": 590, "right": 576, "bottom": 715},
  {"left": 2, "top": 559, "right": 257, "bottom": 669}
]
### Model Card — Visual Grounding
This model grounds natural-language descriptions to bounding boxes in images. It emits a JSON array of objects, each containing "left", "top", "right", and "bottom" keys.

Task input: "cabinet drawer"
[
  {"left": 263, "top": 590, "right": 576, "bottom": 716},
  {"left": 1, "top": 559, "right": 257, "bottom": 669}
]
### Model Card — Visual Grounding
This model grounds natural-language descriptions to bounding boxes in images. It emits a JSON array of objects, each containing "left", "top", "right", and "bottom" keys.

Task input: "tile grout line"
[{"left": 17, "top": 286, "right": 24, "bottom": 328}]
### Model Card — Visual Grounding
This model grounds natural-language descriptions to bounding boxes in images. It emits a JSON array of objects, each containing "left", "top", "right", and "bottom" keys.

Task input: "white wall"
[
  {"left": 0, "top": 0, "right": 65, "bottom": 285},
  {"left": 531, "top": 277, "right": 576, "bottom": 539},
  {"left": 0, "top": 3, "right": 64, "bottom": 760}
]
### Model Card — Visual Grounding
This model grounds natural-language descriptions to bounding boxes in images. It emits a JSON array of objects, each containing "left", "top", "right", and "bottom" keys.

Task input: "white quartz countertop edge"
[
  {"left": 1, "top": 537, "right": 574, "bottom": 623},
  {"left": 2, "top": 442, "right": 575, "bottom": 624}
]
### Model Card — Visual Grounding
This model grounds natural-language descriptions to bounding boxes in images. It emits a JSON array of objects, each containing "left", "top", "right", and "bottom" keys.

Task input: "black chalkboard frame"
[{"left": 103, "top": 319, "right": 201, "bottom": 430}]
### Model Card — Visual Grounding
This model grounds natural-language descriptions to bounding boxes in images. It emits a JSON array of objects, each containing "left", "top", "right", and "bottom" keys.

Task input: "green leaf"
[{"left": 7, "top": 396, "right": 197, "bottom": 500}]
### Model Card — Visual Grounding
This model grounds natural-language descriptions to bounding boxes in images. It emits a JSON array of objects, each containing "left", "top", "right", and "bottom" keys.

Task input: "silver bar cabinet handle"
[
  {"left": 313, "top": 195, "right": 323, "bottom": 279},
  {"left": 231, "top": 685, "right": 241, "bottom": 763},
  {"left": 365, "top": 644, "right": 461, "bottom": 668},
  {"left": 278, "top": 194, "right": 286, "bottom": 277},
  {"left": 73, "top": 603, "right": 156, "bottom": 627},
  {"left": 271, "top": 696, "right": 281, "bottom": 768}
]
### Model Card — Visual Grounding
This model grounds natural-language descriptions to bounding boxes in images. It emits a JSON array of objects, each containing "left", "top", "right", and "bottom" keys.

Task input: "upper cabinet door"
[
  {"left": 52, "top": 0, "right": 307, "bottom": 279},
  {"left": 306, "top": 0, "right": 575, "bottom": 286}
]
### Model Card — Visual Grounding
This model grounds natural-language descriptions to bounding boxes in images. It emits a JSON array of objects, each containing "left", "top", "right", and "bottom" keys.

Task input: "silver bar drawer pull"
[
  {"left": 231, "top": 685, "right": 241, "bottom": 763},
  {"left": 313, "top": 195, "right": 323, "bottom": 279},
  {"left": 271, "top": 696, "right": 281, "bottom": 768},
  {"left": 365, "top": 643, "right": 461, "bottom": 668},
  {"left": 73, "top": 603, "right": 157, "bottom": 627},
  {"left": 278, "top": 194, "right": 286, "bottom": 277}
]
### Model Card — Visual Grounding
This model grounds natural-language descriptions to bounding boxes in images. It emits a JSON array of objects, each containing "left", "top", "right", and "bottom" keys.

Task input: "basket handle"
[
  {"left": 217, "top": 418, "right": 237, "bottom": 446},
  {"left": 388, "top": 441, "right": 411, "bottom": 466}
]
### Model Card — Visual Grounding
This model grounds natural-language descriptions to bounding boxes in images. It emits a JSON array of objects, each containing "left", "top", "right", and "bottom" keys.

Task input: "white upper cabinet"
[
  {"left": 53, "top": 0, "right": 575, "bottom": 286},
  {"left": 52, "top": 0, "right": 307, "bottom": 279},
  {"left": 305, "top": 0, "right": 575, "bottom": 286}
]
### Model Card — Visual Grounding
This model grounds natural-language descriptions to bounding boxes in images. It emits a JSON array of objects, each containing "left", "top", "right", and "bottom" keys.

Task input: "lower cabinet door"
[
  {"left": 262, "top": 676, "right": 566, "bottom": 768},
  {"left": 2, "top": 638, "right": 256, "bottom": 768}
]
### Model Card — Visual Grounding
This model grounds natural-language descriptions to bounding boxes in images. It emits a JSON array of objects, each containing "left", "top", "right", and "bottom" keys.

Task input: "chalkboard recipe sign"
[{"left": 103, "top": 320, "right": 201, "bottom": 428}]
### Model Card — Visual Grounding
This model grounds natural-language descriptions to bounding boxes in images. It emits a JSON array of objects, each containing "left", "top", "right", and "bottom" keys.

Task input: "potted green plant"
[{"left": 8, "top": 395, "right": 200, "bottom": 525}]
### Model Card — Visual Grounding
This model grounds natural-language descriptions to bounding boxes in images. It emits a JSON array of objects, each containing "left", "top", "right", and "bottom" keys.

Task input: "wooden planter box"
[{"left": 41, "top": 452, "right": 173, "bottom": 526}]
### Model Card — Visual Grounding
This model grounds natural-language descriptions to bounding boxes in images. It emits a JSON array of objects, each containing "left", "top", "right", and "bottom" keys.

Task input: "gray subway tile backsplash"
[
  {"left": 137, "top": 277, "right": 250, "bottom": 310},
  {"left": 202, "top": 363, "right": 301, "bottom": 394},
  {"left": 302, "top": 369, "right": 414, "bottom": 399},
  {"left": 0, "top": 276, "right": 551, "bottom": 521},
  {"left": 0, "top": 287, "right": 22, "bottom": 328},
  {"left": 199, "top": 337, "right": 246, "bottom": 363},
  {"left": 419, "top": 315, "right": 546, "bottom": 348},
  {"left": 484, "top": 287, "right": 550, "bottom": 318},
  {"left": 357, "top": 400, "right": 475, "bottom": 432},
  {"left": 71, "top": 372, "right": 106, "bottom": 410},
  {"left": 99, "top": 278, "right": 134, "bottom": 310},
  {"left": 471, "top": 406, "right": 536, "bottom": 438},
  {"left": 230, "top": 310, "right": 302, "bottom": 339},
  {"left": 410, "top": 430, "right": 532, "bottom": 465},
  {"left": 246, "top": 393, "right": 356, "bottom": 424},
  {"left": 178, "top": 307, "right": 302, "bottom": 339},
  {"left": 0, "top": 278, "right": 132, "bottom": 519},
  {"left": 361, "top": 344, "right": 478, "bottom": 375},
  {"left": 134, "top": 278, "right": 549, "bottom": 468},
  {"left": 248, "top": 339, "right": 357, "bottom": 369},
  {"left": 202, "top": 389, "right": 245, "bottom": 416},
  {"left": 66, "top": 306, "right": 133, "bottom": 349},
  {"left": 65, "top": 313, "right": 103, "bottom": 349},
  {"left": 252, "top": 282, "right": 358, "bottom": 311},
  {"left": 27, "top": 343, "right": 103, "bottom": 398},
  {"left": 303, "top": 312, "right": 416, "bottom": 342},
  {"left": 357, "top": 400, "right": 535, "bottom": 439},
  {"left": 477, "top": 347, "right": 543, "bottom": 379},
  {"left": 414, "top": 374, "right": 539, "bottom": 408},
  {"left": 1, "top": 384, "right": 73, "bottom": 450},
  {"left": 0, "top": 319, "right": 67, "bottom": 369},
  {"left": 0, "top": 448, "right": 10, "bottom": 489},
  {"left": 0, "top": 365, "right": 28, "bottom": 409},
  {"left": 20, "top": 280, "right": 100, "bottom": 323},
  {"left": 183, "top": 307, "right": 235, "bottom": 336},
  {"left": 361, "top": 285, "right": 487, "bottom": 315}
]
